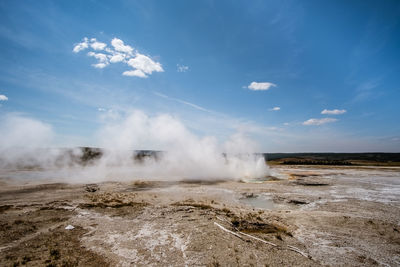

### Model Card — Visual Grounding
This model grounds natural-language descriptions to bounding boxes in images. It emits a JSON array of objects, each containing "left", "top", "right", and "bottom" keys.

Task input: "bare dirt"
[{"left": 0, "top": 166, "right": 399, "bottom": 266}]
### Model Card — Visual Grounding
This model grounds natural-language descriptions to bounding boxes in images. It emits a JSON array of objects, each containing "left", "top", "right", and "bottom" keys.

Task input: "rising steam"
[{"left": 0, "top": 111, "right": 270, "bottom": 182}]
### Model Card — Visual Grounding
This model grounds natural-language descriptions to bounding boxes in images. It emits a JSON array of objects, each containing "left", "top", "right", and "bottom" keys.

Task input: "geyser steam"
[{"left": 0, "top": 111, "right": 270, "bottom": 182}]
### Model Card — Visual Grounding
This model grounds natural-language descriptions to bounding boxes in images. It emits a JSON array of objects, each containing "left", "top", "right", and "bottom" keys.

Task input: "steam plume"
[{"left": 0, "top": 111, "right": 270, "bottom": 182}]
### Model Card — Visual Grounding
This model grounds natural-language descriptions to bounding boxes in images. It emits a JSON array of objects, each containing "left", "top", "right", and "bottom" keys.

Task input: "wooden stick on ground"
[
  {"left": 237, "top": 230, "right": 277, "bottom": 247},
  {"left": 214, "top": 222, "right": 277, "bottom": 247},
  {"left": 214, "top": 221, "right": 309, "bottom": 258},
  {"left": 214, "top": 222, "right": 244, "bottom": 240},
  {"left": 286, "top": 245, "right": 309, "bottom": 258}
]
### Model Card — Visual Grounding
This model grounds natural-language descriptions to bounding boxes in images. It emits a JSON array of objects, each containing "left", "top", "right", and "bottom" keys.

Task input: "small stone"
[{"left": 65, "top": 225, "right": 75, "bottom": 230}]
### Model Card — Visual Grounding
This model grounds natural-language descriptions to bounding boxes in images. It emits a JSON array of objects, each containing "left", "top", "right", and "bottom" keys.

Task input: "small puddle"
[{"left": 239, "top": 194, "right": 276, "bottom": 209}]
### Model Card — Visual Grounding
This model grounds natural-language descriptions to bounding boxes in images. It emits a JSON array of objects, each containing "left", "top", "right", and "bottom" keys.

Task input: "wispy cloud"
[
  {"left": 303, "top": 118, "right": 337, "bottom": 126},
  {"left": 269, "top": 107, "right": 280, "bottom": 111},
  {"left": 97, "top": 107, "right": 121, "bottom": 121},
  {"left": 247, "top": 82, "right": 276, "bottom": 91},
  {"left": 177, "top": 64, "right": 189, "bottom": 72},
  {"left": 231, "top": 120, "right": 279, "bottom": 134},
  {"left": 73, "top": 37, "right": 164, "bottom": 78},
  {"left": 0, "top": 94, "right": 8, "bottom": 101},
  {"left": 321, "top": 109, "right": 346, "bottom": 115},
  {"left": 153, "top": 92, "right": 213, "bottom": 113},
  {"left": 353, "top": 79, "right": 381, "bottom": 102}
]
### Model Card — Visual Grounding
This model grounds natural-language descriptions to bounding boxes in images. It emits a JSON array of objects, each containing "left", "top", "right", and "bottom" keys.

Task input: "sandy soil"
[{"left": 0, "top": 166, "right": 399, "bottom": 266}]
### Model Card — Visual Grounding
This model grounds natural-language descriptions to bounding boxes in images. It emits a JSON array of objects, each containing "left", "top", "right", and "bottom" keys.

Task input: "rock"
[
  {"left": 85, "top": 184, "right": 99, "bottom": 192},
  {"left": 288, "top": 199, "right": 309, "bottom": 205}
]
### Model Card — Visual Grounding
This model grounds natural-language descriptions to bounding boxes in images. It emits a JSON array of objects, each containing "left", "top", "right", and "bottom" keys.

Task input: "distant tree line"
[
  {"left": 264, "top": 153, "right": 400, "bottom": 163},
  {"left": 281, "top": 159, "right": 352, "bottom": 165}
]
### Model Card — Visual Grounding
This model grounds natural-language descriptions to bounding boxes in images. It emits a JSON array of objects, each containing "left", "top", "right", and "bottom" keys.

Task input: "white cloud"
[
  {"left": 87, "top": 52, "right": 108, "bottom": 63},
  {"left": 247, "top": 82, "right": 276, "bottom": 91},
  {"left": 269, "top": 107, "right": 280, "bottom": 111},
  {"left": 303, "top": 118, "right": 338, "bottom": 126},
  {"left": 92, "top": 63, "right": 108, "bottom": 69},
  {"left": 90, "top": 41, "right": 107, "bottom": 51},
  {"left": 87, "top": 52, "right": 109, "bottom": 68},
  {"left": 73, "top": 37, "right": 89, "bottom": 53},
  {"left": 177, "top": 64, "right": 189, "bottom": 72},
  {"left": 0, "top": 94, "right": 8, "bottom": 101},
  {"left": 111, "top": 38, "right": 134, "bottom": 54},
  {"left": 74, "top": 37, "right": 163, "bottom": 78},
  {"left": 127, "top": 53, "right": 164, "bottom": 75},
  {"left": 109, "top": 54, "right": 125, "bottom": 63},
  {"left": 123, "top": 69, "right": 147, "bottom": 78},
  {"left": 321, "top": 109, "right": 347, "bottom": 115}
]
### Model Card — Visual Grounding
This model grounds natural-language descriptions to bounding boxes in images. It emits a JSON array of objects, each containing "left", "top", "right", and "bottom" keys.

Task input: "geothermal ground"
[{"left": 1, "top": 166, "right": 399, "bottom": 266}]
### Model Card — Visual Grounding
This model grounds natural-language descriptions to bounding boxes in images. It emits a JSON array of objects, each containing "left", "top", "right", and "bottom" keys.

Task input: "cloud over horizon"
[
  {"left": 303, "top": 118, "right": 338, "bottom": 126},
  {"left": 73, "top": 37, "right": 164, "bottom": 78},
  {"left": 269, "top": 107, "right": 280, "bottom": 111},
  {"left": 321, "top": 109, "right": 347, "bottom": 115},
  {"left": 247, "top": 82, "right": 276, "bottom": 91},
  {"left": 0, "top": 94, "right": 8, "bottom": 101}
]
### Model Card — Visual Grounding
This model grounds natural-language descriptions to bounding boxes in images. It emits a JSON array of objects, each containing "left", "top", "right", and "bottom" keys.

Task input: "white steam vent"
[{"left": 0, "top": 111, "right": 271, "bottom": 182}]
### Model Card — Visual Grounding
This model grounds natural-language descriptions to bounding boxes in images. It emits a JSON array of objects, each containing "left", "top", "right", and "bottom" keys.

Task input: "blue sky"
[{"left": 0, "top": 0, "right": 399, "bottom": 152}]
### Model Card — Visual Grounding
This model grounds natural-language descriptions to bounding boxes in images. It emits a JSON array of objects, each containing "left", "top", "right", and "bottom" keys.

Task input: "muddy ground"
[{"left": 0, "top": 166, "right": 399, "bottom": 266}]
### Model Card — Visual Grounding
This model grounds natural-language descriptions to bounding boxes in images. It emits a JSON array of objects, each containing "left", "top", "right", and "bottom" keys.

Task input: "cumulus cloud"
[
  {"left": 321, "top": 109, "right": 347, "bottom": 115},
  {"left": 74, "top": 37, "right": 163, "bottom": 78},
  {"left": 269, "top": 107, "right": 280, "bottom": 111},
  {"left": 247, "top": 82, "right": 276, "bottom": 91},
  {"left": 87, "top": 52, "right": 109, "bottom": 68},
  {"left": 90, "top": 40, "right": 107, "bottom": 50},
  {"left": 127, "top": 54, "right": 163, "bottom": 75},
  {"left": 0, "top": 94, "right": 8, "bottom": 101},
  {"left": 72, "top": 37, "right": 89, "bottom": 53},
  {"left": 87, "top": 52, "right": 108, "bottom": 62},
  {"left": 109, "top": 53, "right": 125, "bottom": 63},
  {"left": 303, "top": 118, "right": 338, "bottom": 126},
  {"left": 177, "top": 64, "right": 189, "bottom": 72},
  {"left": 122, "top": 69, "right": 147, "bottom": 78},
  {"left": 111, "top": 38, "right": 133, "bottom": 54}
]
